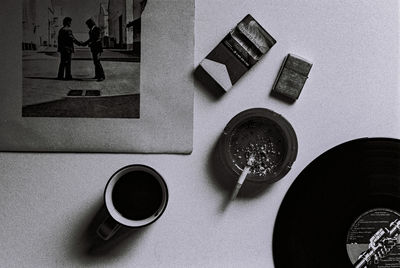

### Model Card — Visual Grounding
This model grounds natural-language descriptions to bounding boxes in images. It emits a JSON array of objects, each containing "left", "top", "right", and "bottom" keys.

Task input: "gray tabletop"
[{"left": 1, "top": 0, "right": 399, "bottom": 267}]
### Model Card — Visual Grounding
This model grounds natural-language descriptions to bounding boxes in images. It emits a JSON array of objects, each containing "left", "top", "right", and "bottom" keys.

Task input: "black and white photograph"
[
  {"left": 22, "top": 0, "right": 147, "bottom": 118},
  {"left": 1, "top": 0, "right": 195, "bottom": 153},
  {"left": 1, "top": 0, "right": 400, "bottom": 267}
]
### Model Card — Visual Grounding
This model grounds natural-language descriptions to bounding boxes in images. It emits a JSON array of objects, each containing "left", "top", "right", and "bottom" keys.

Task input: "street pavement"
[
  {"left": 22, "top": 94, "right": 140, "bottom": 118},
  {"left": 22, "top": 48, "right": 140, "bottom": 118}
]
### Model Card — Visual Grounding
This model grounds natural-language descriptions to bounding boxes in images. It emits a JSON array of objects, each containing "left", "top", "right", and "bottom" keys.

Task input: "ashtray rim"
[{"left": 220, "top": 108, "right": 298, "bottom": 184}]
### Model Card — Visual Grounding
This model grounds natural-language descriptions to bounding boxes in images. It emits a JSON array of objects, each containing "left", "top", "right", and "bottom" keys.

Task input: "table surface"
[{"left": 1, "top": 1, "right": 399, "bottom": 267}]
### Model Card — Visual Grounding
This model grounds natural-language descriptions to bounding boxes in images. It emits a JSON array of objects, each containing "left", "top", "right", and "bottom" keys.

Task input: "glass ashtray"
[{"left": 218, "top": 108, "right": 298, "bottom": 184}]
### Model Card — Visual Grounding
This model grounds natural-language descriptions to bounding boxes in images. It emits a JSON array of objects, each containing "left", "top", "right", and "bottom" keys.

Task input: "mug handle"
[{"left": 96, "top": 215, "right": 121, "bottom": 240}]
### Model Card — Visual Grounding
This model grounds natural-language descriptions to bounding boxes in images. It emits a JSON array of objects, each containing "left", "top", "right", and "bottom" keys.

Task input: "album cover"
[{"left": 0, "top": 0, "right": 194, "bottom": 153}]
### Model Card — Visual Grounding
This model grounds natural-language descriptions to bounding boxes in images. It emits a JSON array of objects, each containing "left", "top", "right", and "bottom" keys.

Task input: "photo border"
[{"left": 0, "top": 0, "right": 194, "bottom": 153}]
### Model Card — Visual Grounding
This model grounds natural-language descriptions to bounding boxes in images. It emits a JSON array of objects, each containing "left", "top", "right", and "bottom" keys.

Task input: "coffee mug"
[{"left": 97, "top": 165, "right": 169, "bottom": 240}]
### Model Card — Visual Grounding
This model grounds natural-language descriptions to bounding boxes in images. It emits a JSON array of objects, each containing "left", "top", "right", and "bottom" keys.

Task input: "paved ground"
[
  {"left": 22, "top": 94, "right": 140, "bottom": 118},
  {"left": 22, "top": 47, "right": 140, "bottom": 118}
]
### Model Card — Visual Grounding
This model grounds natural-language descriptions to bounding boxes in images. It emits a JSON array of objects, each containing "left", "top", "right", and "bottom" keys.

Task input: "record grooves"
[{"left": 273, "top": 138, "right": 400, "bottom": 268}]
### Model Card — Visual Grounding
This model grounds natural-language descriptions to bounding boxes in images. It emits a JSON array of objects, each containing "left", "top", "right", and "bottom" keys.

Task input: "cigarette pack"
[{"left": 198, "top": 14, "right": 276, "bottom": 92}]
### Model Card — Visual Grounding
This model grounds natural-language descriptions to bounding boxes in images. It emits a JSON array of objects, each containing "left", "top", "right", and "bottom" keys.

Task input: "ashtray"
[{"left": 218, "top": 108, "right": 298, "bottom": 184}]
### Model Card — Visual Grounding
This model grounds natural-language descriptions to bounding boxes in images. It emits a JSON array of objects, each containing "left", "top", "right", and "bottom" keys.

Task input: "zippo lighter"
[
  {"left": 272, "top": 54, "right": 313, "bottom": 101},
  {"left": 198, "top": 14, "right": 276, "bottom": 92}
]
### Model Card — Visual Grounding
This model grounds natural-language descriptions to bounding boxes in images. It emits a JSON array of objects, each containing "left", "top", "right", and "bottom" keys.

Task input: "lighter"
[{"left": 272, "top": 54, "right": 313, "bottom": 101}]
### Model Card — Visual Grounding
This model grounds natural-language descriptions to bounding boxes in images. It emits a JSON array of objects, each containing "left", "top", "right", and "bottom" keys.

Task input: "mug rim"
[{"left": 104, "top": 164, "right": 169, "bottom": 228}]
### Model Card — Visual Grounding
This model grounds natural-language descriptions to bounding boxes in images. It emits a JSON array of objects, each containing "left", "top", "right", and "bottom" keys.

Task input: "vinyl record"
[{"left": 273, "top": 138, "right": 400, "bottom": 268}]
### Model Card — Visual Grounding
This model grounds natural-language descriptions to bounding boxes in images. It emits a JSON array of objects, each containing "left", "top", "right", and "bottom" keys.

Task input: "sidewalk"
[
  {"left": 22, "top": 94, "right": 140, "bottom": 118},
  {"left": 31, "top": 47, "right": 140, "bottom": 62},
  {"left": 22, "top": 51, "right": 140, "bottom": 118}
]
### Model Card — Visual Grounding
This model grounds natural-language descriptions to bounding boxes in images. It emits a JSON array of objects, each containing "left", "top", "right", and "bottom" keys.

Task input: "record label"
[{"left": 346, "top": 208, "right": 400, "bottom": 267}]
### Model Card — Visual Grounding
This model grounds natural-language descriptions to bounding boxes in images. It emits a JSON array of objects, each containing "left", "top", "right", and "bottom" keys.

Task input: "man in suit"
[
  {"left": 57, "top": 17, "right": 82, "bottom": 80},
  {"left": 82, "top": 18, "right": 105, "bottom": 81}
]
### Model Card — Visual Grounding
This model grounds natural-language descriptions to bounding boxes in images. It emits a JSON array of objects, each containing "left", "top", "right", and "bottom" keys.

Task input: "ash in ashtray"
[
  {"left": 229, "top": 119, "right": 285, "bottom": 176},
  {"left": 233, "top": 138, "right": 282, "bottom": 176}
]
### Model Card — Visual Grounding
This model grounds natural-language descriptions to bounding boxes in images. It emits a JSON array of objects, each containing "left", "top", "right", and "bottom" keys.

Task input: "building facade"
[
  {"left": 108, "top": 0, "right": 134, "bottom": 49},
  {"left": 98, "top": 3, "right": 109, "bottom": 37},
  {"left": 98, "top": 3, "right": 110, "bottom": 48},
  {"left": 22, "top": 0, "right": 58, "bottom": 50}
]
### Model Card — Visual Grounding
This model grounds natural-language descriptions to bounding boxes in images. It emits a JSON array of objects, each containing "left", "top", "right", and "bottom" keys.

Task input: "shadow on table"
[
  {"left": 67, "top": 197, "right": 147, "bottom": 265},
  {"left": 206, "top": 137, "right": 275, "bottom": 212}
]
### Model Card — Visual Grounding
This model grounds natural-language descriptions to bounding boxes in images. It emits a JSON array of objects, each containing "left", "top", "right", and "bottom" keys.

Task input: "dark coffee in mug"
[
  {"left": 112, "top": 170, "right": 163, "bottom": 221},
  {"left": 99, "top": 165, "right": 168, "bottom": 240}
]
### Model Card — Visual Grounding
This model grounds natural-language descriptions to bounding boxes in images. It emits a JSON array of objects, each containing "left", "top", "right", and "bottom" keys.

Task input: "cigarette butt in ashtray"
[{"left": 231, "top": 155, "right": 255, "bottom": 200}]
